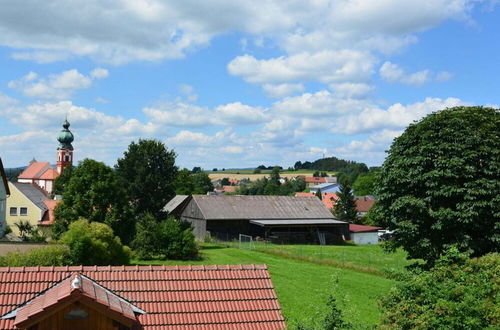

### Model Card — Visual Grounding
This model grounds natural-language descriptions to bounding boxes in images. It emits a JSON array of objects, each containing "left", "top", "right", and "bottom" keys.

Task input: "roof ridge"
[{"left": 0, "top": 265, "right": 269, "bottom": 272}]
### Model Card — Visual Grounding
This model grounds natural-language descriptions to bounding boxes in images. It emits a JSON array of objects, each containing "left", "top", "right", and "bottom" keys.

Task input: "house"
[
  {"left": 309, "top": 183, "right": 341, "bottom": 194},
  {"left": 0, "top": 265, "right": 286, "bottom": 329},
  {"left": 17, "top": 119, "right": 74, "bottom": 194},
  {"left": 349, "top": 224, "right": 382, "bottom": 245},
  {"left": 304, "top": 176, "right": 326, "bottom": 187},
  {"left": 295, "top": 192, "right": 338, "bottom": 210},
  {"left": 164, "top": 195, "right": 349, "bottom": 244},
  {"left": 0, "top": 158, "right": 10, "bottom": 237},
  {"left": 355, "top": 196, "right": 375, "bottom": 217},
  {"left": 5, "top": 182, "right": 60, "bottom": 237}
]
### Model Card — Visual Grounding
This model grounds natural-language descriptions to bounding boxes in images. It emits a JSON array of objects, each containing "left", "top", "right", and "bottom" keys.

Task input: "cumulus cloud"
[
  {"left": 10, "top": 51, "right": 70, "bottom": 63},
  {"left": 228, "top": 50, "right": 376, "bottom": 84},
  {"left": 214, "top": 102, "right": 268, "bottom": 125},
  {"left": 262, "top": 83, "right": 304, "bottom": 98},
  {"left": 143, "top": 102, "right": 212, "bottom": 127},
  {"left": 329, "top": 83, "right": 374, "bottom": 99},
  {"left": 8, "top": 69, "right": 109, "bottom": 99},
  {"left": 379, "top": 61, "right": 430, "bottom": 86},
  {"left": 334, "top": 97, "right": 468, "bottom": 134}
]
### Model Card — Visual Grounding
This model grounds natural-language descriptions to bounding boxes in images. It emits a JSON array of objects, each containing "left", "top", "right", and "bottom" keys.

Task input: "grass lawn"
[{"left": 134, "top": 243, "right": 399, "bottom": 328}]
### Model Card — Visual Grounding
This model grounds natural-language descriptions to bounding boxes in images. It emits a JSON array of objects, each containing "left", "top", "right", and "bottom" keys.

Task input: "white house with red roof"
[{"left": 17, "top": 120, "right": 74, "bottom": 194}]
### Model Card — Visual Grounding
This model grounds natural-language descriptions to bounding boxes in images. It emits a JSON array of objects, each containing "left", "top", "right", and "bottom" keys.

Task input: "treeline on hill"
[
  {"left": 294, "top": 156, "right": 369, "bottom": 183},
  {"left": 238, "top": 167, "right": 305, "bottom": 196},
  {"left": 2, "top": 139, "right": 203, "bottom": 267}
]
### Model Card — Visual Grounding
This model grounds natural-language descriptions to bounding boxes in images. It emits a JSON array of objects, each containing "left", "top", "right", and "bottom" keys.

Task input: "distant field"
[
  {"left": 134, "top": 243, "right": 402, "bottom": 328},
  {"left": 209, "top": 170, "right": 336, "bottom": 181}
]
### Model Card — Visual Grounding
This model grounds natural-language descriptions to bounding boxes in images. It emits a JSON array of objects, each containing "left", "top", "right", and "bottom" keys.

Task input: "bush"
[
  {"left": 59, "top": 219, "right": 131, "bottom": 265},
  {"left": 0, "top": 245, "right": 71, "bottom": 266},
  {"left": 379, "top": 251, "right": 500, "bottom": 329},
  {"left": 132, "top": 214, "right": 198, "bottom": 260}
]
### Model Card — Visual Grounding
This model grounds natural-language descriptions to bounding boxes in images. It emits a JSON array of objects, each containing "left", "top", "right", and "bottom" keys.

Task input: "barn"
[{"left": 164, "top": 195, "right": 349, "bottom": 244}]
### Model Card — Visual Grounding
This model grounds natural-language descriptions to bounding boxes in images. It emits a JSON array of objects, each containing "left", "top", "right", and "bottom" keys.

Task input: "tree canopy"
[
  {"left": 332, "top": 183, "right": 358, "bottom": 223},
  {"left": 53, "top": 159, "right": 133, "bottom": 243},
  {"left": 374, "top": 106, "right": 499, "bottom": 265},
  {"left": 115, "top": 139, "right": 178, "bottom": 217}
]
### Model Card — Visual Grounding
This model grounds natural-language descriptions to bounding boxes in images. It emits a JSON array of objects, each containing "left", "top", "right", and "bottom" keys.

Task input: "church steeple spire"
[{"left": 56, "top": 119, "right": 74, "bottom": 174}]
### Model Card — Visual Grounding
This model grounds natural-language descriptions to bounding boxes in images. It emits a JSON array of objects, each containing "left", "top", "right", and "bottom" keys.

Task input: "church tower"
[{"left": 56, "top": 119, "right": 74, "bottom": 174}]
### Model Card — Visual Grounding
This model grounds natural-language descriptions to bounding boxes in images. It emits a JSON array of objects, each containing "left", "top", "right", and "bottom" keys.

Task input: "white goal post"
[{"left": 239, "top": 234, "right": 255, "bottom": 250}]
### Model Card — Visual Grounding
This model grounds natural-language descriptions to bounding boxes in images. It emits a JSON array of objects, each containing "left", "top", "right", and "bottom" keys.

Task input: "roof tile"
[{"left": 0, "top": 265, "right": 285, "bottom": 329}]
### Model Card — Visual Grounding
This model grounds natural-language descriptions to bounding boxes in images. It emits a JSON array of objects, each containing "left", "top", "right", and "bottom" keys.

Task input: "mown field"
[
  {"left": 208, "top": 169, "right": 337, "bottom": 181},
  {"left": 134, "top": 243, "right": 409, "bottom": 328}
]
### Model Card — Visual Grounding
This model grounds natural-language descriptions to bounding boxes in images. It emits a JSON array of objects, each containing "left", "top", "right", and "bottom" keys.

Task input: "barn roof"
[
  {"left": 163, "top": 194, "right": 189, "bottom": 214},
  {"left": 192, "top": 195, "right": 336, "bottom": 220},
  {"left": 0, "top": 265, "right": 285, "bottom": 329}
]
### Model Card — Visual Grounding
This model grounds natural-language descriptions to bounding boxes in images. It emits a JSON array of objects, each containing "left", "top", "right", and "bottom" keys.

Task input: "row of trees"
[
  {"left": 238, "top": 167, "right": 306, "bottom": 196},
  {"left": 52, "top": 139, "right": 200, "bottom": 260}
]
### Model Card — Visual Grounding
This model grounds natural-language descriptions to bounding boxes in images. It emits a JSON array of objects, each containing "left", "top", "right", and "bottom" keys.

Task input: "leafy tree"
[
  {"left": 221, "top": 177, "right": 230, "bottom": 186},
  {"left": 257, "top": 164, "right": 267, "bottom": 170},
  {"left": 14, "top": 220, "right": 34, "bottom": 241},
  {"left": 175, "top": 168, "right": 194, "bottom": 195},
  {"left": 313, "top": 170, "right": 320, "bottom": 177},
  {"left": 191, "top": 166, "right": 202, "bottom": 173},
  {"left": 53, "top": 159, "right": 133, "bottom": 243},
  {"left": 333, "top": 183, "right": 358, "bottom": 223},
  {"left": 132, "top": 214, "right": 198, "bottom": 260},
  {"left": 116, "top": 139, "right": 178, "bottom": 217},
  {"left": 320, "top": 171, "right": 328, "bottom": 177},
  {"left": 379, "top": 251, "right": 499, "bottom": 329},
  {"left": 294, "top": 161, "right": 302, "bottom": 171},
  {"left": 315, "top": 189, "right": 322, "bottom": 200},
  {"left": 52, "top": 165, "right": 73, "bottom": 196},
  {"left": 352, "top": 170, "right": 378, "bottom": 196},
  {"left": 212, "top": 168, "right": 218, "bottom": 172},
  {"left": 374, "top": 106, "right": 500, "bottom": 265},
  {"left": 60, "top": 219, "right": 131, "bottom": 265},
  {"left": 322, "top": 294, "right": 353, "bottom": 330},
  {"left": 0, "top": 245, "right": 71, "bottom": 267},
  {"left": 192, "top": 172, "right": 214, "bottom": 194},
  {"left": 253, "top": 168, "right": 262, "bottom": 174}
]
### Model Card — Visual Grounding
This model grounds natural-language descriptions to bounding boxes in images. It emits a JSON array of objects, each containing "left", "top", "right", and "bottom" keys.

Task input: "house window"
[
  {"left": 20, "top": 207, "right": 28, "bottom": 216},
  {"left": 10, "top": 207, "right": 17, "bottom": 216}
]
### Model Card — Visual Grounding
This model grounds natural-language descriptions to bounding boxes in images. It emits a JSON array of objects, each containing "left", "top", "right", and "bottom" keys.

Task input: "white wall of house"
[{"left": 351, "top": 232, "right": 379, "bottom": 245}]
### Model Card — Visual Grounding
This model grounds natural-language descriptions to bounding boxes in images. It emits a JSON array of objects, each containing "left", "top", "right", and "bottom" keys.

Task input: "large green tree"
[
  {"left": 53, "top": 159, "right": 133, "bottom": 243},
  {"left": 374, "top": 106, "right": 499, "bottom": 265},
  {"left": 115, "top": 139, "right": 178, "bottom": 216}
]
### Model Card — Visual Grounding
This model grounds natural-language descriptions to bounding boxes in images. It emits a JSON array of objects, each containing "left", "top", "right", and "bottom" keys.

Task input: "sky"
[{"left": 0, "top": 0, "right": 499, "bottom": 170}]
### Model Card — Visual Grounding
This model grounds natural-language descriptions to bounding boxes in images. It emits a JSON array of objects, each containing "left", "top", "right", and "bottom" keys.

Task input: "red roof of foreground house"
[
  {"left": 349, "top": 224, "right": 381, "bottom": 233},
  {"left": 17, "top": 162, "right": 51, "bottom": 180},
  {"left": 0, "top": 265, "right": 286, "bottom": 329}
]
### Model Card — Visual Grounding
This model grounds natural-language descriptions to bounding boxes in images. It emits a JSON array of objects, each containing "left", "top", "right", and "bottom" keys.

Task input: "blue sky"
[{"left": 0, "top": 0, "right": 498, "bottom": 169}]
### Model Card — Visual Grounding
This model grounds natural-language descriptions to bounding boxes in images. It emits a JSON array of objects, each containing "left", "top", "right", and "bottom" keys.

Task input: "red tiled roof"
[
  {"left": 295, "top": 192, "right": 338, "bottom": 210},
  {"left": 13, "top": 273, "right": 139, "bottom": 327},
  {"left": 0, "top": 265, "right": 286, "bottom": 329},
  {"left": 355, "top": 198, "right": 375, "bottom": 213},
  {"left": 295, "top": 192, "right": 315, "bottom": 197},
  {"left": 38, "top": 168, "right": 59, "bottom": 180},
  {"left": 349, "top": 224, "right": 381, "bottom": 233},
  {"left": 39, "top": 200, "right": 61, "bottom": 225},
  {"left": 18, "top": 162, "right": 51, "bottom": 180},
  {"left": 305, "top": 177, "right": 326, "bottom": 183},
  {"left": 222, "top": 185, "right": 237, "bottom": 193}
]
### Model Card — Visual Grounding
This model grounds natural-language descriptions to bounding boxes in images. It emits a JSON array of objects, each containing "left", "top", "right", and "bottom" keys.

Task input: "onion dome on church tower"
[{"left": 57, "top": 119, "right": 74, "bottom": 150}]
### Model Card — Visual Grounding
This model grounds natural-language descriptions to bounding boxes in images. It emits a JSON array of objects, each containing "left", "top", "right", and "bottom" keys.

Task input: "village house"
[
  {"left": 349, "top": 224, "right": 382, "bottom": 245},
  {"left": 0, "top": 158, "right": 10, "bottom": 237},
  {"left": 17, "top": 119, "right": 74, "bottom": 195},
  {"left": 165, "top": 195, "right": 349, "bottom": 244},
  {"left": 0, "top": 265, "right": 285, "bottom": 329},
  {"left": 355, "top": 196, "right": 376, "bottom": 217},
  {"left": 5, "top": 182, "right": 60, "bottom": 237},
  {"left": 309, "top": 182, "right": 341, "bottom": 195}
]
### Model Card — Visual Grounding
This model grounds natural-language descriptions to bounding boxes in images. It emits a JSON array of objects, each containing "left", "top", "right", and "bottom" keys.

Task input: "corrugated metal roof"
[
  {"left": 250, "top": 219, "right": 346, "bottom": 226},
  {"left": 163, "top": 195, "right": 189, "bottom": 213},
  {"left": 11, "top": 183, "right": 49, "bottom": 211},
  {"left": 0, "top": 265, "right": 285, "bottom": 329},
  {"left": 192, "top": 195, "right": 335, "bottom": 220}
]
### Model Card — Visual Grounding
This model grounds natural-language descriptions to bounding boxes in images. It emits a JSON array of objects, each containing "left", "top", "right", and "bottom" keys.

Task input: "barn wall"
[{"left": 179, "top": 198, "right": 206, "bottom": 240}]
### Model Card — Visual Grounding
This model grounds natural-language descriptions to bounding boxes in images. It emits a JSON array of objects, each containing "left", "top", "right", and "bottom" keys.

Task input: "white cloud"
[
  {"left": 228, "top": 50, "right": 376, "bottom": 84},
  {"left": 0, "top": 92, "right": 17, "bottom": 106},
  {"left": 379, "top": 61, "right": 430, "bottom": 86},
  {"left": 329, "top": 83, "right": 374, "bottom": 99},
  {"left": 8, "top": 69, "right": 108, "bottom": 99},
  {"left": 178, "top": 84, "right": 198, "bottom": 102},
  {"left": 219, "top": 146, "right": 244, "bottom": 154},
  {"left": 90, "top": 68, "right": 109, "bottom": 79},
  {"left": 214, "top": 102, "right": 268, "bottom": 125},
  {"left": 143, "top": 102, "right": 212, "bottom": 127},
  {"left": 334, "top": 97, "right": 468, "bottom": 134},
  {"left": 262, "top": 83, "right": 304, "bottom": 98},
  {"left": 10, "top": 51, "right": 70, "bottom": 63}
]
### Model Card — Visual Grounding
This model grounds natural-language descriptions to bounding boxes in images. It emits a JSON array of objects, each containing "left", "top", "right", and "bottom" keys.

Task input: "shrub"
[
  {"left": 132, "top": 214, "right": 198, "bottom": 260},
  {"left": 0, "top": 245, "right": 71, "bottom": 267},
  {"left": 379, "top": 251, "right": 500, "bottom": 329},
  {"left": 59, "top": 218, "right": 131, "bottom": 265}
]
